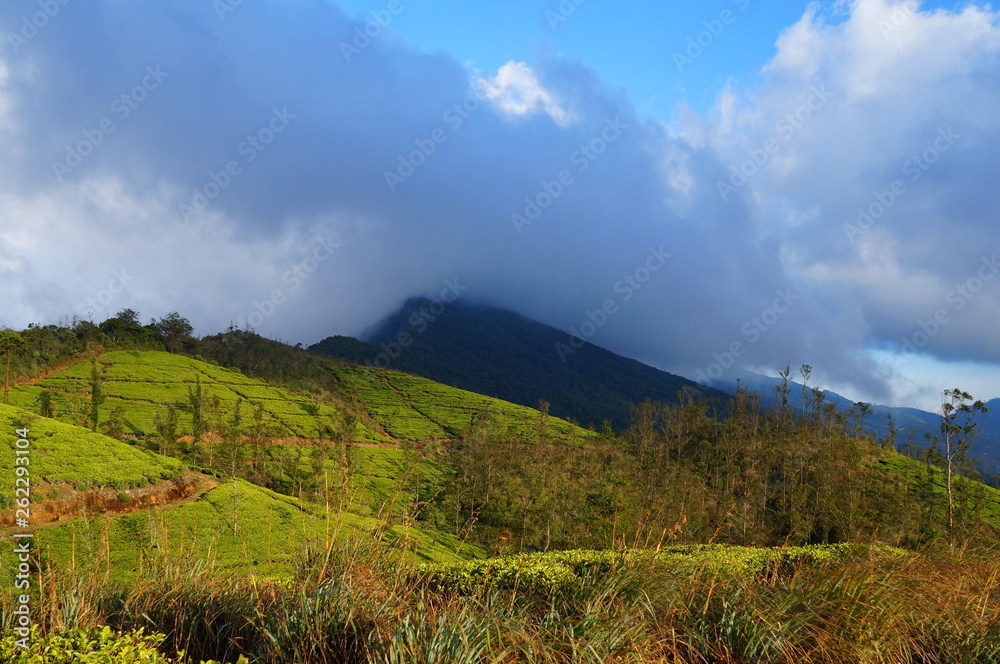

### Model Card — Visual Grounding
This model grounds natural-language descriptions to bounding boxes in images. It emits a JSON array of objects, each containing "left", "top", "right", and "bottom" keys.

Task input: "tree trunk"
[{"left": 3, "top": 352, "right": 10, "bottom": 404}]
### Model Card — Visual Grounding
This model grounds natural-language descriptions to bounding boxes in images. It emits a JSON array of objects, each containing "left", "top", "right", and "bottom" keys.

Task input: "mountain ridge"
[
  {"left": 310, "top": 297, "right": 729, "bottom": 428},
  {"left": 310, "top": 299, "right": 999, "bottom": 472}
]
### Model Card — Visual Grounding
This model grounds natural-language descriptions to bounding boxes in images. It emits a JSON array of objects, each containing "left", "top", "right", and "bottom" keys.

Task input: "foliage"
[
  {"left": 150, "top": 312, "right": 195, "bottom": 354},
  {"left": 0, "top": 403, "right": 184, "bottom": 493},
  {"left": 1, "top": 329, "right": 27, "bottom": 404},
  {"left": 419, "top": 543, "right": 910, "bottom": 595},
  {"left": 431, "top": 376, "right": 1000, "bottom": 552},
  {"left": 4, "top": 546, "right": 1000, "bottom": 663},
  {"left": 0, "top": 626, "right": 244, "bottom": 663}
]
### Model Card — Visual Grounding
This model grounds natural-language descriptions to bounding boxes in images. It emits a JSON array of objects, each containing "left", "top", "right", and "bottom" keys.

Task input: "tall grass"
[{"left": 5, "top": 537, "right": 1000, "bottom": 663}]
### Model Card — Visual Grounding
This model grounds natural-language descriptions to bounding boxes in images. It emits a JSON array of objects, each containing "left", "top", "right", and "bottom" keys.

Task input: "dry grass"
[{"left": 3, "top": 542, "right": 1000, "bottom": 663}]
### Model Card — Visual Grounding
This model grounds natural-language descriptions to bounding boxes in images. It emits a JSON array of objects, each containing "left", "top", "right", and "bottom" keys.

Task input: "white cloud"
[
  {"left": 692, "top": 0, "right": 1000, "bottom": 394},
  {"left": 474, "top": 61, "right": 576, "bottom": 127}
]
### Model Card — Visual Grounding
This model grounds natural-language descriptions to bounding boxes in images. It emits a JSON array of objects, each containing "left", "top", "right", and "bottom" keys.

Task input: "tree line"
[{"left": 423, "top": 370, "right": 992, "bottom": 552}]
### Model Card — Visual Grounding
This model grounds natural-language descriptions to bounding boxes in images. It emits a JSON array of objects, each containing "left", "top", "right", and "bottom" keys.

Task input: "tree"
[
  {"left": 151, "top": 312, "right": 194, "bottom": 353},
  {"left": 186, "top": 375, "right": 205, "bottom": 446},
  {"left": 103, "top": 405, "right": 127, "bottom": 440},
  {"left": 115, "top": 308, "right": 141, "bottom": 325},
  {"left": 35, "top": 390, "right": 55, "bottom": 418},
  {"left": 0, "top": 330, "right": 26, "bottom": 404},
  {"left": 938, "top": 388, "right": 989, "bottom": 539},
  {"left": 90, "top": 358, "right": 107, "bottom": 431},
  {"left": 152, "top": 404, "right": 179, "bottom": 453},
  {"left": 100, "top": 309, "right": 155, "bottom": 347},
  {"left": 799, "top": 364, "right": 812, "bottom": 422}
]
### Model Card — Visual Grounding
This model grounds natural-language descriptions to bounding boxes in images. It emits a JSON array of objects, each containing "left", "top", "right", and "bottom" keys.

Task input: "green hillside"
[
  {"left": 331, "top": 364, "right": 588, "bottom": 443},
  {"left": 0, "top": 403, "right": 184, "bottom": 495},
  {"left": 0, "top": 400, "right": 482, "bottom": 581},
  {"left": 7, "top": 350, "right": 383, "bottom": 442},
  {"left": 8, "top": 349, "right": 588, "bottom": 447},
  {"left": 880, "top": 454, "right": 1000, "bottom": 527},
  {"left": 0, "top": 479, "right": 482, "bottom": 582}
]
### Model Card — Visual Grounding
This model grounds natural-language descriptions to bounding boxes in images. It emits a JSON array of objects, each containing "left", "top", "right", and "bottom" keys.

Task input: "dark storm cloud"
[{"left": 1, "top": 0, "right": 998, "bottom": 405}]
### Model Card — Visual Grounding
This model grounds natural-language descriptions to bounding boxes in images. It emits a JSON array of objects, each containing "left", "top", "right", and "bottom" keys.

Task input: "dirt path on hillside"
[
  {"left": 0, "top": 473, "right": 220, "bottom": 531},
  {"left": 17, "top": 351, "right": 105, "bottom": 388}
]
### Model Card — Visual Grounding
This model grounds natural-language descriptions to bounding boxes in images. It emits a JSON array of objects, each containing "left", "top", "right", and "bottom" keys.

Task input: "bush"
[{"left": 0, "top": 626, "right": 247, "bottom": 663}]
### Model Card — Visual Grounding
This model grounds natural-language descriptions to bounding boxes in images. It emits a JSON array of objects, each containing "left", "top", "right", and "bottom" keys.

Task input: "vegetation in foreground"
[
  {"left": 2, "top": 542, "right": 1000, "bottom": 663},
  {"left": 2, "top": 313, "right": 999, "bottom": 662}
]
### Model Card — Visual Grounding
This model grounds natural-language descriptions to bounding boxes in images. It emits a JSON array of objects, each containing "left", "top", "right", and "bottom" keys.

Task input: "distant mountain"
[
  {"left": 716, "top": 371, "right": 1000, "bottom": 472},
  {"left": 983, "top": 399, "right": 1000, "bottom": 438},
  {"left": 309, "top": 298, "right": 1000, "bottom": 472},
  {"left": 309, "top": 298, "right": 728, "bottom": 429}
]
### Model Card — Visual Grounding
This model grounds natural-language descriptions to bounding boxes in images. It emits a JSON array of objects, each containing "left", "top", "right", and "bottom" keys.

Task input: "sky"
[{"left": 0, "top": 0, "right": 998, "bottom": 412}]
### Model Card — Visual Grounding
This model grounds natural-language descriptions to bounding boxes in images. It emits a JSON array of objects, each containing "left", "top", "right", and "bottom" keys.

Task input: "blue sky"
[
  {"left": 0, "top": 0, "right": 998, "bottom": 412},
  {"left": 331, "top": 0, "right": 956, "bottom": 118}
]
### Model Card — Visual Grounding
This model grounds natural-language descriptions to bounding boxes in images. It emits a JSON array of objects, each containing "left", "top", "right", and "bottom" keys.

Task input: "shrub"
[{"left": 0, "top": 626, "right": 247, "bottom": 663}]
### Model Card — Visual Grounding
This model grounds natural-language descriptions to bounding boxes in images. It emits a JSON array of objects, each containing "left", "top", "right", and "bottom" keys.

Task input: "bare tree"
[
  {"left": 0, "top": 330, "right": 26, "bottom": 404},
  {"left": 937, "top": 388, "right": 988, "bottom": 540}
]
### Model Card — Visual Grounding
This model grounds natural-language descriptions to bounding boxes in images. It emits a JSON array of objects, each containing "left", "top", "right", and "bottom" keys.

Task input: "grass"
[
  {"left": 0, "top": 403, "right": 184, "bottom": 495},
  {"left": 333, "top": 365, "right": 591, "bottom": 443},
  {"left": 0, "top": 478, "right": 484, "bottom": 585},
  {"left": 880, "top": 453, "right": 1000, "bottom": 527},
  {"left": 8, "top": 350, "right": 389, "bottom": 442},
  {"left": 3, "top": 542, "right": 999, "bottom": 663}
]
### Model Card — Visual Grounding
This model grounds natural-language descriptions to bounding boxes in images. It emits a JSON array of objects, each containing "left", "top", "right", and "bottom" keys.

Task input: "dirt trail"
[
  {"left": 18, "top": 352, "right": 104, "bottom": 388},
  {"left": 0, "top": 473, "right": 219, "bottom": 531}
]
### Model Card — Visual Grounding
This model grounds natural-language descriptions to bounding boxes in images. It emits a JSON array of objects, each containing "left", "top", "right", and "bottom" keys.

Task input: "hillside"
[
  {"left": 0, "top": 402, "right": 198, "bottom": 527},
  {"left": 4, "top": 332, "right": 1000, "bottom": 662},
  {"left": 0, "top": 478, "right": 481, "bottom": 582},
  {"left": 0, "top": 399, "right": 482, "bottom": 579},
  {"left": 310, "top": 298, "right": 728, "bottom": 429},
  {"left": 8, "top": 348, "right": 587, "bottom": 447},
  {"left": 0, "top": 403, "right": 184, "bottom": 494},
  {"left": 1, "top": 346, "right": 591, "bottom": 560},
  {"left": 7, "top": 350, "right": 378, "bottom": 441}
]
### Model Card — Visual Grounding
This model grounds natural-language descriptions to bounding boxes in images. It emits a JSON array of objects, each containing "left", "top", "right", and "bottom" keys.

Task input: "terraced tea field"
[
  {"left": 332, "top": 365, "right": 590, "bottom": 443},
  {"left": 8, "top": 350, "right": 391, "bottom": 443},
  {"left": 0, "top": 403, "right": 184, "bottom": 495}
]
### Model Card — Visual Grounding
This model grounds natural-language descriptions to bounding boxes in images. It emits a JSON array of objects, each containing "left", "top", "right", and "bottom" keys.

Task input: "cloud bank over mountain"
[{"left": 0, "top": 0, "right": 997, "bottom": 409}]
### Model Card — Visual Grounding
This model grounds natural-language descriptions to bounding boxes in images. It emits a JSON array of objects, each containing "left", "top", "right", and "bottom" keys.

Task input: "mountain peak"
[{"left": 311, "top": 299, "right": 726, "bottom": 428}]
